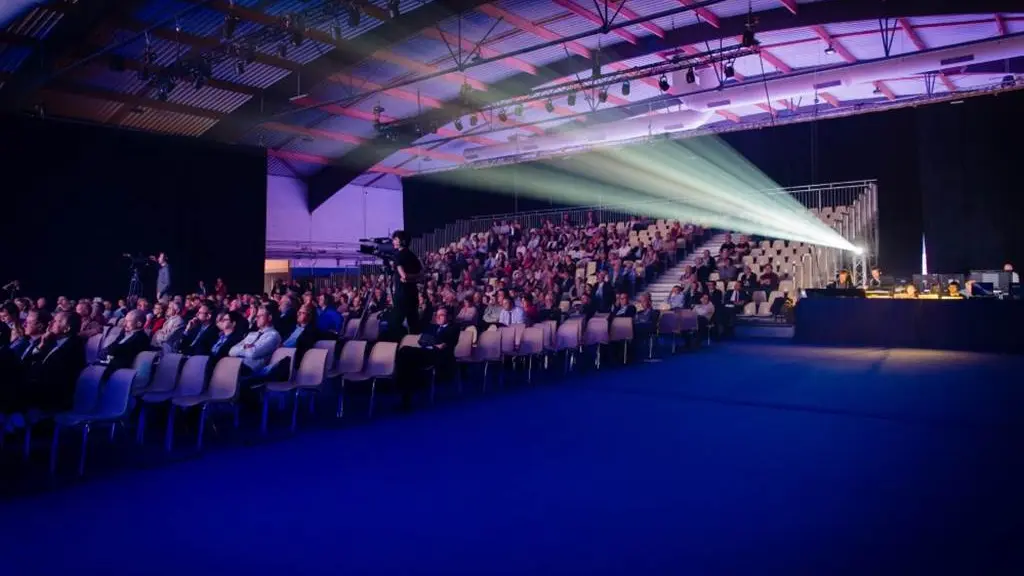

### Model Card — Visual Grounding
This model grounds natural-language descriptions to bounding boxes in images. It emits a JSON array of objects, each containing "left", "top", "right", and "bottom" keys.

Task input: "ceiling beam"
[
  {"left": 756, "top": 103, "right": 777, "bottom": 116},
  {"left": 995, "top": 14, "right": 1007, "bottom": 36},
  {"left": 778, "top": 99, "right": 797, "bottom": 112},
  {"left": 0, "top": 0, "right": 129, "bottom": 112},
  {"left": 552, "top": 0, "right": 638, "bottom": 45},
  {"left": 819, "top": 92, "right": 840, "bottom": 107},
  {"left": 308, "top": 0, "right": 1024, "bottom": 188},
  {"left": 263, "top": 121, "right": 465, "bottom": 163},
  {"left": 756, "top": 46, "right": 793, "bottom": 74},
  {"left": 420, "top": 28, "right": 538, "bottom": 75},
  {"left": 269, "top": 148, "right": 412, "bottom": 175},
  {"left": 678, "top": 0, "right": 720, "bottom": 28},
  {"left": 476, "top": 4, "right": 592, "bottom": 58},
  {"left": 716, "top": 110, "right": 740, "bottom": 122},
  {"left": 873, "top": 80, "right": 896, "bottom": 100},
  {"left": 779, "top": 0, "right": 798, "bottom": 15},
  {"left": 897, "top": 19, "right": 957, "bottom": 92},
  {"left": 48, "top": 80, "right": 223, "bottom": 119},
  {"left": 614, "top": 3, "right": 666, "bottom": 38},
  {"left": 329, "top": 73, "right": 445, "bottom": 109},
  {"left": 811, "top": 24, "right": 856, "bottom": 63}
]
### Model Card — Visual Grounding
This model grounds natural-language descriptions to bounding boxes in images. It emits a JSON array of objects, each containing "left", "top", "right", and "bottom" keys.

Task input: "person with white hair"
[{"left": 152, "top": 301, "right": 185, "bottom": 353}]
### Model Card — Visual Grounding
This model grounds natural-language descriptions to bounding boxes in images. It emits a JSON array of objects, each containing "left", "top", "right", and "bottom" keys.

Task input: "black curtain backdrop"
[
  {"left": 403, "top": 90, "right": 1024, "bottom": 278},
  {"left": 0, "top": 116, "right": 267, "bottom": 302}
]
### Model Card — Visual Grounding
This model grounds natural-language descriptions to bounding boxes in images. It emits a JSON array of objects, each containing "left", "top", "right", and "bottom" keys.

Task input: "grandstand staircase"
[{"left": 645, "top": 232, "right": 731, "bottom": 303}]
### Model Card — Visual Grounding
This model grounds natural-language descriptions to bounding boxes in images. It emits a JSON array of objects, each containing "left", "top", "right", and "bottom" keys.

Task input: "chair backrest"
[
  {"left": 539, "top": 320, "right": 556, "bottom": 351},
  {"left": 454, "top": 330, "right": 474, "bottom": 360},
  {"left": 362, "top": 312, "right": 381, "bottom": 341},
  {"left": 676, "top": 310, "right": 699, "bottom": 332},
  {"left": 555, "top": 321, "right": 581, "bottom": 349},
  {"left": 463, "top": 325, "right": 478, "bottom": 344},
  {"left": 313, "top": 340, "right": 338, "bottom": 372},
  {"left": 499, "top": 326, "right": 518, "bottom": 354},
  {"left": 71, "top": 365, "right": 106, "bottom": 414},
  {"left": 474, "top": 329, "right": 502, "bottom": 361},
  {"left": 400, "top": 334, "right": 420, "bottom": 349},
  {"left": 131, "top": 351, "right": 160, "bottom": 390},
  {"left": 101, "top": 325, "right": 123, "bottom": 350},
  {"left": 518, "top": 327, "right": 545, "bottom": 355},
  {"left": 176, "top": 355, "right": 210, "bottom": 397},
  {"left": 657, "top": 312, "right": 678, "bottom": 334},
  {"left": 609, "top": 317, "right": 634, "bottom": 341},
  {"left": 295, "top": 348, "right": 328, "bottom": 388},
  {"left": 96, "top": 368, "right": 137, "bottom": 418},
  {"left": 365, "top": 342, "right": 397, "bottom": 377},
  {"left": 148, "top": 353, "right": 184, "bottom": 394},
  {"left": 207, "top": 357, "right": 242, "bottom": 400},
  {"left": 343, "top": 318, "right": 360, "bottom": 339},
  {"left": 338, "top": 340, "right": 367, "bottom": 374},
  {"left": 84, "top": 333, "right": 104, "bottom": 365},
  {"left": 269, "top": 347, "right": 297, "bottom": 380},
  {"left": 584, "top": 317, "right": 609, "bottom": 346}
]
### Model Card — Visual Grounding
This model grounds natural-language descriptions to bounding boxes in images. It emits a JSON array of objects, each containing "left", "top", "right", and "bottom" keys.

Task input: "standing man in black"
[{"left": 392, "top": 230, "right": 423, "bottom": 335}]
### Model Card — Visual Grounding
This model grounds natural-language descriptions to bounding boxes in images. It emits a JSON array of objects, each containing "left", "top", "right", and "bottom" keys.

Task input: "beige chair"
[
  {"left": 752, "top": 290, "right": 767, "bottom": 304},
  {"left": 400, "top": 334, "right": 420, "bottom": 349},
  {"left": 84, "top": 333, "right": 104, "bottom": 365},
  {"left": 675, "top": 310, "right": 699, "bottom": 347},
  {"left": 19, "top": 365, "right": 105, "bottom": 460},
  {"left": 137, "top": 355, "right": 209, "bottom": 445},
  {"left": 340, "top": 341, "right": 397, "bottom": 418},
  {"left": 262, "top": 348, "right": 329, "bottom": 433},
  {"left": 131, "top": 350, "right": 160, "bottom": 393},
  {"left": 609, "top": 317, "right": 634, "bottom": 364},
  {"left": 452, "top": 330, "right": 474, "bottom": 393},
  {"left": 51, "top": 367, "right": 138, "bottom": 476},
  {"left": 655, "top": 312, "right": 679, "bottom": 356},
  {"left": 362, "top": 311, "right": 382, "bottom": 341},
  {"left": 499, "top": 326, "right": 518, "bottom": 358},
  {"left": 555, "top": 319, "right": 583, "bottom": 373},
  {"left": 756, "top": 301, "right": 773, "bottom": 317},
  {"left": 135, "top": 353, "right": 183, "bottom": 397},
  {"left": 462, "top": 325, "right": 478, "bottom": 344},
  {"left": 332, "top": 340, "right": 368, "bottom": 415},
  {"left": 313, "top": 340, "right": 338, "bottom": 375},
  {"left": 461, "top": 329, "right": 502, "bottom": 391},
  {"left": 513, "top": 327, "right": 545, "bottom": 384},
  {"left": 100, "top": 325, "right": 122, "bottom": 351},
  {"left": 342, "top": 318, "right": 360, "bottom": 339},
  {"left": 166, "top": 357, "right": 243, "bottom": 451},
  {"left": 268, "top": 347, "right": 297, "bottom": 382},
  {"left": 584, "top": 317, "right": 610, "bottom": 369},
  {"left": 742, "top": 302, "right": 757, "bottom": 316}
]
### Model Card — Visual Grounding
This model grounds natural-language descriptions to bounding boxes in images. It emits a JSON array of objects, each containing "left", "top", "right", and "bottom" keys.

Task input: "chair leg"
[
  {"left": 197, "top": 405, "right": 207, "bottom": 450},
  {"left": 623, "top": 340, "right": 629, "bottom": 364},
  {"left": 368, "top": 379, "right": 377, "bottom": 418},
  {"left": 260, "top": 392, "right": 270, "bottom": 435},
  {"left": 78, "top": 424, "right": 90, "bottom": 477},
  {"left": 165, "top": 407, "right": 176, "bottom": 452},
  {"left": 23, "top": 424, "right": 32, "bottom": 460},
  {"left": 429, "top": 372, "right": 436, "bottom": 404},
  {"left": 308, "top": 393, "right": 316, "bottom": 415},
  {"left": 482, "top": 363, "right": 489, "bottom": 392},
  {"left": 136, "top": 405, "right": 147, "bottom": 445},
  {"left": 336, "top": 380, "right": 346, "bottom": 419},
  {"left": 233, "top": 403, "right": 240, "bottom": 428},
  {"left": 49, "top": 425, "right": 60, "bottom": 474},
  {"left": 527, "top": 356, "right": 533, "bottom": 385},
  {"left": 109, "top": 422, "right": 117, "bottom": 442},
  {"left": 290, "top": 390, "right": 300, "bottom": 433}
]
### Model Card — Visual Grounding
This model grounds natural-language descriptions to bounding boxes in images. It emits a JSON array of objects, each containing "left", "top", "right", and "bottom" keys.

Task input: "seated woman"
[{"left": 455, "top": 296, "right": 478, "bottom": 327}]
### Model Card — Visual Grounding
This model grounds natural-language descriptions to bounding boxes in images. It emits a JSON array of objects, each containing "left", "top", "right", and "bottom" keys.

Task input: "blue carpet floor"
[{"left": 2, "top": 343, "right": 1022, "bottom": 575}]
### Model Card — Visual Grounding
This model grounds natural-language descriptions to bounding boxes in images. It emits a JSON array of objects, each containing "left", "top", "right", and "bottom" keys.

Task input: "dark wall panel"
[{"left": 0, "top": 116, "right": 267, "bottom": 301}]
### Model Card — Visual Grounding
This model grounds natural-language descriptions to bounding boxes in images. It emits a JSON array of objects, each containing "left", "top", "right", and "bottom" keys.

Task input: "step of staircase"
[{"left": 643, "top": 233, "right": 731, "bottom": 302}]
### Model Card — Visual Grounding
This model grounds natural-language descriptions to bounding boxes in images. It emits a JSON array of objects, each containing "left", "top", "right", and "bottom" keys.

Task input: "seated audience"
[
  {"left": 317, "top": 294, "right": 342, "bottom": 335},
  {"left": 395, "top": 307, "right": 460, "bottom": 410},
  {"left": 498, "top": 296, "right": 525, "bottom": 326},
  {"left": 20, "top": 310, "right": 85, "bottom": 413},
  {"left": 102, "top": 309, "right": 151, "bottom": 377},
  {"left": 229, "top": 305, "right": 282, "bottom": 375},
  {"left": 280, "top": 303, "right": 321, "bottom": 365},
  {"left": 693, "top": 293, "right": 715, "bottom": 338},
  {"left": 152, "top": 301, "right": 185, "bottom": 353},
  {"left": 180, "top": 303, "right": 219, "bottom": 355},
  {"left": 610, "top": 292, "right": 636, "bottom": 319}
]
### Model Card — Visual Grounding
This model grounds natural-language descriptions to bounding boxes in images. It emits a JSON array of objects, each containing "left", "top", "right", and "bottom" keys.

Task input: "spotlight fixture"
[
  {"left": 278, "top": 43, "right": 288, "bottom": 58},
  {"left": 332, "top": 24, "right": 343, "bottom": 41},
  {"left": 658, "top": 74, "right": 670, "bottom": 92},
  {"left": 388, "top": 0, "right": 400, "bottom": 18},
  {"left": 724, "top": 64, "right": 735, "bottom": 79},
  {"left": 235, "top": 60, "right": 245, "bottom": 75},
  {"left": 291, "top": 31, "right": 303, "bottom": 47},
  {"left": 621, "top": 80, "right": 630, "bottom": 96},
  {"left": 597, "top": 88, "right": 607, "bottom": 103},
  {"left": 567, "top": 92, "right": 576, "bottom": 106},
  {"left": 193, "top": 75, "right": 205, "bottom": 91},
  {"left": 685, "top": 67, "right": 695, "bottom": 84},
  {"left": 741, "top": 27, "right": 757, "bottom": 48},
  {"left": 498, "top": 109, "right": 508, "bottom": 122},
  {"left": 454, "top": 117, "right": 464, "bottom": 131},
  {"left": 223, "top": 15, "right": 239, "bottom": 39},
  {"left": 544, "top": 99, "right": 554, "bottom": 113},
  {"left": 514, "top": 103, "right": 524, "bottom": 116},
  {"left": 824, "top": 44, "right": 836, "bottom": 55},
  {"left": 346, "top": 3, "right": 360, "bottom": 27},
  {"left": 469, "top": 113, "right": 478, "bottom": 127}
]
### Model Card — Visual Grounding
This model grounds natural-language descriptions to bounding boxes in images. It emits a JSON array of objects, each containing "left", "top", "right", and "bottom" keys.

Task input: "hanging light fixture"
[
  {"left": 621, "top": 80, "right": 630, "bottom": 96},
  {"left": 658, "top": 74, "right": 670, "bottom": 92}
]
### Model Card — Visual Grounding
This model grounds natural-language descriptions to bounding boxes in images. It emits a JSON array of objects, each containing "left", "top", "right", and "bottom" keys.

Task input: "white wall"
[
  {"left": 266, "top": 175, "right": 311, "bottom": 242},
  {"left": 266, "top": 175, "right": 404, "bottom": 261}
]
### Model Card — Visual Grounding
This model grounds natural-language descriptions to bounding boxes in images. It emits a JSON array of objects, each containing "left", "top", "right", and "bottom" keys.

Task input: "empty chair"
[
  {"left": 84, "top": 333, "right": 104, "bottom": 365},
  {"left": 313, "top": 340, "right": 338, "bottom": 374},
  {"left": 268, "top": 347, "right": 297, "bottom": 382},
  {"left": 137, "top": 355, "right": 209, "bottom": 445},
  {"left": 675, "top": 310, "right": 699, "bottom": 343},
  {"left": 166, "top": 357, "right": 243, "bottom": 451},
  {"left": 100, "top": 325, "right": 123, "bottom": 352},
  {"left": 752, "top": 291, "right": 767, "bottom": 304},
  {"left": 330, "top": 339, "right": 366, "bottom": 381},
  {"left": 499, "top": 326, "right": 518, "bottom": 358},
  {"left": 742, "top": 302, "right": 757, "bottom": 316},
  {"left": 583, "top": 317, "right": 610, "bottom": 369},
  {"left": 51, "top": 368, "right": 138, "bottom": 476},
  {"left": 135, "top": 353, "right": 183, "bottom": 397},
  {"left": 131, "top": 350, "right": 160, "bottom": 392},
  {"left": 462, "top": 325, "right": 478, "bottom": 344},
  {"left": 462, "top": 329, "right": 502, "bottom": 391},
  {"left": 608, "top": 317, "right": 634, "bottom": 364},
  {"left": 342, "top": 318, "right": 360, "bottom": 340},
  {"left": 654, "top": 311, "right": 679, "bottom": 356},
  {"left": 339, "top": 341, "right": 397, "bottom": 418},
  {"left": 362, "top": 312, "right": 382, "bottom": 341},
  {"left": 513, "top": 327, "right": 545, "bottom": 383},
  {"left": 779, "top": 280, "right": 795, "bottom": 295},
  {"left": 20, "top": 365, "right": 105, "bottom": 460},
  {"left": 756, "top": 301, "right": 773, "bottom": 317},
  {"left": 262, "top": 348, "right": 329, "bottom": 433}
]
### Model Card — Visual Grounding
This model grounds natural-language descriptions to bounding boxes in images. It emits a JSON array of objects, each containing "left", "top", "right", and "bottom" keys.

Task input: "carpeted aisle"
[{"left": 1, "top": 343, "right": 1021, "bottom": 575}]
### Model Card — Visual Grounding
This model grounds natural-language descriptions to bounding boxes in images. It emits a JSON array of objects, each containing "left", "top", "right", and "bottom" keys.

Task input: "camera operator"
[{"left": 391, "top": 230, "right": 422, "bottom": 334}]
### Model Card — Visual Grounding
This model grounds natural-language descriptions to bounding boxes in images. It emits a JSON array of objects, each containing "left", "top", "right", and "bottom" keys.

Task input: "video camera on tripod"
[{"left": 357, "top": 237, "right": 398, "bottom": 266}]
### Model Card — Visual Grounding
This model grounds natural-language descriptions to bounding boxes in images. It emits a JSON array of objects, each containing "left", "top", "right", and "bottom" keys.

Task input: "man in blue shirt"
[
  {"left": 155, "top": 252, "right": 172, "bottom": 299},
  {"left": 316, "top": 293, "right": 342, "bottom": 335}
]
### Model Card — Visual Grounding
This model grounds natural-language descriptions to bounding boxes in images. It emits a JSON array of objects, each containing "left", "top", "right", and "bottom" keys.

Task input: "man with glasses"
[
  {"left": 180, "top": 303, "right": 219, "bottom": 355},
  {"left": 228, "top": 305, "right": 281, "bottom": 373}
]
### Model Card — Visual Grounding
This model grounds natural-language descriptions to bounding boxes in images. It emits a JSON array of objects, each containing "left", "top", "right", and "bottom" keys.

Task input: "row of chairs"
[{"left": 17, "top": 310, "right": 704, "bottom": 477}]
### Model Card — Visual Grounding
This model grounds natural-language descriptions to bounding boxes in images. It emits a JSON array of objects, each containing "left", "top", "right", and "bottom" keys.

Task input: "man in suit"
[
  {"left": 102, "top": 310, "right": 152, "bottom": 379},
  {"left": 279, "top": 303, "right": 322, "bottom": 366},
  {"left": 609, "top": 292, "right": 637, "bottom": 320},
  {"left": 180, "top": 303, "right": 220, "bottom": 355},
  {"left": 21, "top": 310, "right": 85, "bottom": 413},
  {"left": 209, "top": 311, "right": 246, "bottom": 361},
  {"left": 396, "top": 307, "right": 460, "bottom": 410},
  {"left": 721, "top": 281, "right": 750, "bottom": 336},
  {"left": 0, "top": 309, "right": 51, "bottom": 413},
  {"left": 593, "top": 272, "right": 615, "bottom": 313}
]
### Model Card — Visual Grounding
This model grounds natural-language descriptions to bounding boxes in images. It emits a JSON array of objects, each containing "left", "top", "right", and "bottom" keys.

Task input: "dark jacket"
[
  {"left": 179, "top": 323, "right": 220, "bottom": 356},
  {"left": 102, "top": 330, "right": 152, "bottom": 375},
  {"left": 24, "top": 337, "right": 86, "bottom": 412}
]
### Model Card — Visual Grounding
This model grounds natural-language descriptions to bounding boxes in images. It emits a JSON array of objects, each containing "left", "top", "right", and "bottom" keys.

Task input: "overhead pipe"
[{"left": 465, "top": 33, "right": 1024, "bottom": 163}]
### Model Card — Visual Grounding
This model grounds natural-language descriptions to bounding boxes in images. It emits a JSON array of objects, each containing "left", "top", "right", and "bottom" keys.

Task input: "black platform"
[{"left": 794, "top": 297, "right": 1024, "bottom": 354}]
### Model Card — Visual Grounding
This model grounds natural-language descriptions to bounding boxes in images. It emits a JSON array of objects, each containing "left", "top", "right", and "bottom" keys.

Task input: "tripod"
[{"left": 127, "top": 266, "right": 144, "bottom": 306}]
